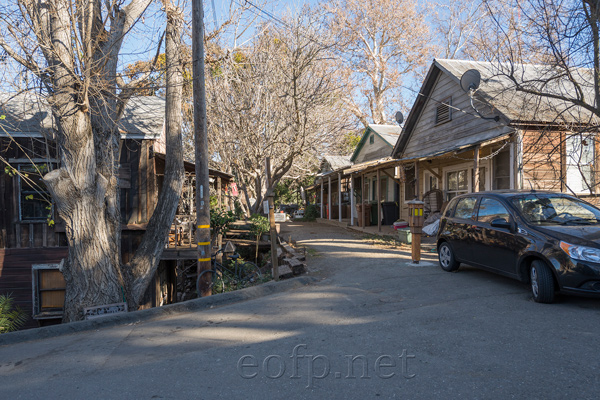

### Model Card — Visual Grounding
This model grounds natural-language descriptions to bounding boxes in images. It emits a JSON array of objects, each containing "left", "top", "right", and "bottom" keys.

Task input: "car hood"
[{"left": 536, "top": 225, "right": 600, "bottom": 246}]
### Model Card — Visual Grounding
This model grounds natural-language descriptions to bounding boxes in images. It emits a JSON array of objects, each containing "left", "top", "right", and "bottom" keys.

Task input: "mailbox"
[{"left": 407, "top": 200, "right": 425, "bottom": 233}]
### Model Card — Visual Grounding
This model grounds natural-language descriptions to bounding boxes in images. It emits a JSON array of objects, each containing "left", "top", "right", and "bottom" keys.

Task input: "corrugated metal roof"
[
  {"left": 435, "top": 59, "right": 597, "bottom": 124},
  {"left": 0, "top": 93, "right": 165, "bottom": 139},
  {"left": 369, "top": 124, "right": 402, "bottom": 146}
]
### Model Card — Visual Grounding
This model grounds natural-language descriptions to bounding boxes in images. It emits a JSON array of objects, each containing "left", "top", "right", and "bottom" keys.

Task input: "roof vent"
[{"left": 436, "top": 99, "right": 452, "bottom": 124}]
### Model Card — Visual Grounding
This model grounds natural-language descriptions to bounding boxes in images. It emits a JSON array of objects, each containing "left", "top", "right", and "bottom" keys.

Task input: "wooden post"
[
  {"left": 473, "top": 145, "right": 480, "bottom": 192},
  {"left": 350, "top": 174, "right": 355, "bottom": 226},
  {"left": 328, "top": 175, "right": 332, "bottom": 220},
  {"left": 414, "top": 162, "right": 420, "bottom": 200},
  {"left": 361, "top": 173, "right": 365, "bottom": 228},
  {"left": 377, "top": 168, "right": 381, "bottom": 232},
  {"left": 193, "top": 0, "right": 212, "bottom": 296},
  {"left": 320, "top": 179, "right": 324, "bottom": 219},
  {"left": 338, "top": 173, "right": 342, "bottom": 222},
  {"left": 216, "top": 176, "right": 223, "bottom": 261},
  {"left": 265, "top": 157, "right": 279, "bottom": 281},
  {"left": 217, "top": 176, "right": 222, "bottom": 209}
]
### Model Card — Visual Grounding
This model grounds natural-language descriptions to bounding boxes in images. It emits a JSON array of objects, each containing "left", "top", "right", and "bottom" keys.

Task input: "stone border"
[{"left": 0, "top": 275, "right": 319, "bottom": 347}]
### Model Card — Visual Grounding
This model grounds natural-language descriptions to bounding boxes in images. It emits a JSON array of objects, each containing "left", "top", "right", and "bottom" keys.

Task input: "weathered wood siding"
[
  {"left": 0, "top": 137, "right": 67, "bottom": 249},
  {"left": 355, "top": 134, "right": 393, "bottom": 164},
  {"left": 521, "top": 129, "right": 563, "bottom": 191},
  {"left": 402, "top": 72, "right": 514, "bottom": 160},
  {"left": 0, "top": 247, "right": 68, "bottom": 329}
]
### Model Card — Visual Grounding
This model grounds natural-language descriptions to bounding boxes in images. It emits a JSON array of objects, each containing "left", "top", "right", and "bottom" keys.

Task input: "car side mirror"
[{"left": 490, "top": 218, "right": 511, "bottom": 230}]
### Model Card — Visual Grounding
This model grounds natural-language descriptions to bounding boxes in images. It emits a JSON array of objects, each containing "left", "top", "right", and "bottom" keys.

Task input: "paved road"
[{"left": 1, "top": 221, "right": 600, "bottom": 399}]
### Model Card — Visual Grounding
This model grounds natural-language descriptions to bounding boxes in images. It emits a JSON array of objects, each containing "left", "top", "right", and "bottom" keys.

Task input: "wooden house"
[
  {"left": 0, "top": 93, "right": 232, "bottom": 328},
  {"left": 391, "top": 59, "right": 599, "bottom": 217}
]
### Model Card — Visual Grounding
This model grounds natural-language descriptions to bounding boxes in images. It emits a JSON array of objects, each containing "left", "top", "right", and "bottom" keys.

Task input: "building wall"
[
  {"left": 401, "top": 71, "right": 514, "bottom": 160},
  {"left": 354, "top": 134, "right": 393, "bottom": 164}
]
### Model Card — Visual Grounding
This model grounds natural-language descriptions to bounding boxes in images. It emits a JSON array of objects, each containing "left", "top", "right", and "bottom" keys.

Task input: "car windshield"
[{"left": 512, "top": 195, "right": 600, "bottom": 225}]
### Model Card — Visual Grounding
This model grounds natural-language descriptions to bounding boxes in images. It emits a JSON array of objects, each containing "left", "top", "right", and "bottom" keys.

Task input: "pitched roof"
[
  {"left": 435, "top": 59, "right": 596, "bottom": 124},
  {"left": 324, "top": 155, "right": 352, "bottom": 171},
  {"left": 0, "top": 93, "right": 165, "bottom": 139},
  {"left": 392, "top": 59, "right": 597, "bottom": 159},
  {"left": 350, "top": 124, "right": 401, "bottom": 162}
]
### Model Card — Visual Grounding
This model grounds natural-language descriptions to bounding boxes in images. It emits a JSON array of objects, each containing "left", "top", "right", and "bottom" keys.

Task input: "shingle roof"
[
  {"left": 435, "top": 59, "right": 597, "bottom": 125},
  {"left": 0, "top": 93, "right": 165, "bottom": 139}
]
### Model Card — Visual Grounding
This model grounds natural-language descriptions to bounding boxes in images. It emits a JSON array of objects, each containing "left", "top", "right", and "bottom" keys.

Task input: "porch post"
[
  {"left": 473, "top": 144, "right": 480, "bottom": 192},
  {"left": 217, "top": 176, "right": 222, "bottom": 209},
  {"left": 350, "top": 174, "right": 355, "bottom": 226},
  {"left": 338, "top": 173, "right": 342, "bottom": 222},
  {"left": 377, "top": 168, "right": 381, "bottom": 232},
  {"left": 328, "top": 175, "right": 332, "bottom": 220},
  {"left": 320, "top": 179, "right": 324, "bottom": 218},
  {"left": 414, "top": 162, "right": 420, "bottom": 200},
  {"left": 361, "top": 173, "right": 365, "bottom": 228}
]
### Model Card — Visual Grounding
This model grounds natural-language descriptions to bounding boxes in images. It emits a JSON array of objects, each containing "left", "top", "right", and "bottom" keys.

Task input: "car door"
[
  {"left": 469, "top": 197, "right": 522, "bottom": 275},
  {"left": 445, "top": 196, "right": 478, "bottom": 263}
]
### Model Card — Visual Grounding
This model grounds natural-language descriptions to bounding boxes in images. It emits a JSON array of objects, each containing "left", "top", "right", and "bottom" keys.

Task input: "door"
[
  {"left": 469, "top": 197, "right": 522, "bottom": 275},
  {"left": 446, "top": 196, "right": 478, "bottom": 262}
]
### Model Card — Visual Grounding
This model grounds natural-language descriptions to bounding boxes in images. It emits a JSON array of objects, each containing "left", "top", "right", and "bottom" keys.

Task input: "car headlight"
[{"left": 560, "top": 241, "right": 600, "bottom": 263}]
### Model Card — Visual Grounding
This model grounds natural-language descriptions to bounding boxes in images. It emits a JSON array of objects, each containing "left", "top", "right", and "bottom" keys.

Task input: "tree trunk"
[{"left": 124, "top": 3, "right": 185, "bottom": 309}]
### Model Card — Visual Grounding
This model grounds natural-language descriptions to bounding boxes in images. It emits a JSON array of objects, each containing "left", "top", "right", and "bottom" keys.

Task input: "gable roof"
[
  {"left": 392, "top": 59, "right": 597, "bottom": 159},
  {"left": 434, "top": 59, "right": 596, "bottom": 125},
  {"left": 0, "top": 93, "right": 165, "bottom": 140},
  {"left": 351, "top": 124, "right": 401, "bottom": 162}
]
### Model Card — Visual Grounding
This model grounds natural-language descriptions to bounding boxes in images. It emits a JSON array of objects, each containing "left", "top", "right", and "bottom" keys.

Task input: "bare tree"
[
  {"left": 206, "top": 8, "right": 348, "bottom": 213},
  {"left": 324, "top": 0, "right": 432, "bottom": 126},
  {"left": 0, "top": 0, "right": 184, "bottom": 320}
]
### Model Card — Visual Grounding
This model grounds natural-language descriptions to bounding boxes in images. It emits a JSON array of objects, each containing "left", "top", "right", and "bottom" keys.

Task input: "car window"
[
  {"left": 454, "top": 197, "right": 477, "bottom": 219},
  {"left": 477, "top": 198, "right": 510, "bottom": 223},
  {"left": 443, "top": 198, "right": 459, "bottom": 217},
  {"left": 512, "top": 195, "right": 600, "bottom": 225}
]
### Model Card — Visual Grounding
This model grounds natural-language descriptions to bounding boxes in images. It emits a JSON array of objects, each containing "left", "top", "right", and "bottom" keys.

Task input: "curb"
[{"left": 0, "top": 275, "right": 319, "bottom": 347}]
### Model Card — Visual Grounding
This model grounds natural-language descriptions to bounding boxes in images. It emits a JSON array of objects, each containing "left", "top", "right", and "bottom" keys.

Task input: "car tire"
[
  {"left": 530, "top": 260, "right": 555, "bottom": 303},
  {"left": 438, "top": 242, "right": 460, "bottom": 272}
]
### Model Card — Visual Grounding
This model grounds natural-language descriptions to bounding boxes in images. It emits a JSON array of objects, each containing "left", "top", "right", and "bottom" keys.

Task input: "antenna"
[
  {"left": 460, "top": 69, "right": 500, "bottom": 123},
  {"left": 394, "top": 111, "right": 404, "bottom": 125}
]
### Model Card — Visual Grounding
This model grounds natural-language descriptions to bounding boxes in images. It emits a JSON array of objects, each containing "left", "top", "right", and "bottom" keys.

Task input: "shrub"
[
  {"left": 303, "top": 204, "right": 319, "bottom": 221},
  {"left": 0, "top": 294, "right": 27, "bottom": 334}
]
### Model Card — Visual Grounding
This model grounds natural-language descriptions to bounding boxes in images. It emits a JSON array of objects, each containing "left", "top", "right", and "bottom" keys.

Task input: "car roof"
[{"left": 453, "top": 190, "right": 572, "bottom": 199}]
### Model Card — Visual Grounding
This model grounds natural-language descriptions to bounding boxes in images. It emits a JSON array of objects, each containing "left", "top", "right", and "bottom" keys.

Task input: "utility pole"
[
  {"left": 265, "top": 157, "right": 279, "bottom": 281},
  {"left": 193, "top": 0, "right": 212, "bottom": 296}
]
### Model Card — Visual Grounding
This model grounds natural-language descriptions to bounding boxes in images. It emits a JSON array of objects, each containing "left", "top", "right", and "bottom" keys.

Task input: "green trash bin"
[{"left": 370, "top": 201, "right": 378, "bottom": 225}]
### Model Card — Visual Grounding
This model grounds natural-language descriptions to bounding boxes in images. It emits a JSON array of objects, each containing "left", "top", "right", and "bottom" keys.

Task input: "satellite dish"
[
  {"left": 394, "top": 111, "right": 404, "bottom": 125},
  {"left": 460, "top": 69, "right": 481, "bottom": 92}
]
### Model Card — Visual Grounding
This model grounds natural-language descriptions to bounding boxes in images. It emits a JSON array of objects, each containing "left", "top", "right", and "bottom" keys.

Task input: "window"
[
  {"left": 477, "top": 198, "right": 510, "bottom": 223},
  {"left": 493, "top": 149, "right": 511, "bottom": 190},
  {"left": 369, "top": 135, "right": 375, "bottom": 144},
  {"left": 436, "top": 98, "right": 452, "bottom": 124},
  {"left": 446, "top": 169, "right": 468, "bottom": 200},
  {"left": 566, "top": 133, "right": 594, "bottom": 193},
  {"left": 19, "top": 164, "right": 52, "bottom": 221},
  {"left": 32, "top": 263, "right": 66, "bottom": 319},
  {"left": 454, "top": 197, "right": 477, "bottom": 219}
]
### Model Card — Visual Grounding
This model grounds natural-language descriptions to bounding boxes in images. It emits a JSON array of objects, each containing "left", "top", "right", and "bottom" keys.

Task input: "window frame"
[
  {"left": 565, "top": 132, "right": 595, "bottom": 194},
  {"left": 32, "top": 262, "right": 66, "bottom": 320},
  {"left": 18, "top": 163, "right": 54, "bottom": 222}
]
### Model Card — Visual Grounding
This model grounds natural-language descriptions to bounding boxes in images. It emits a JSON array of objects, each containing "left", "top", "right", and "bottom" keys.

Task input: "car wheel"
[
  {"left": 438, "top": 242, "right": 459, "bottom": 272},
  {"left": 530, "top": 260, "right": 555, "bottom": 303}
]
